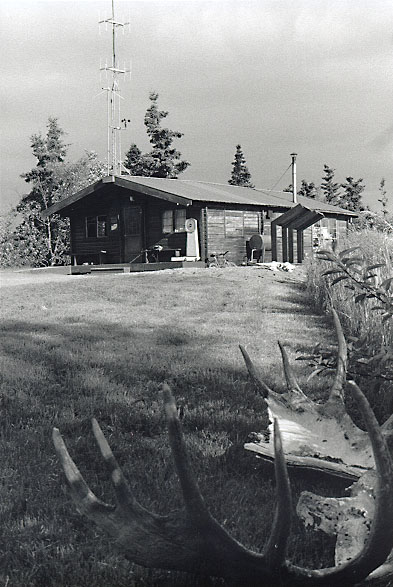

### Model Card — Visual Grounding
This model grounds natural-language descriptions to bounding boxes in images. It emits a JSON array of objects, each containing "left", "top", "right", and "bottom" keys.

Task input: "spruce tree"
[
  {"left": 321, "top": 164, "right": 341, "bottom": 205},
  {"left": 298, "top": 179, "right": 317, "bottom": 199},
  {"left": 228, "top": 145, "right": 254, "bottom": 188},
  {"left": 124, "top": 92, "right": 189, "bottom": 178},
  {"left": 339, "top": 177, "right": 365, "bottom": 212},
  {"left": 124, "top": 144, "right": 152, "bottom": 177}
]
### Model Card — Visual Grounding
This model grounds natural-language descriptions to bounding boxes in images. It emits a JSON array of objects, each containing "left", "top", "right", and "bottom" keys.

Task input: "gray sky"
[{"left": 1, "top": 0, "right": 392, "bottom": 212}]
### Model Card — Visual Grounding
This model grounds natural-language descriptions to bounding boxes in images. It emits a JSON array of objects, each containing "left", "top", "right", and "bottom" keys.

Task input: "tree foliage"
[
  {"left": 20, "top": 117, "right": 68, "bottom": 209},
  {"left": 1, "top": 119, "right": 105, "bottom": 268},
  {"left": 228, "top": 144, "right": 254, "bottom": 188},
  {"left": 321, "top": 164, "right": 342, "bottom": 205},
  {"left": 124, "top": 92, "right": 190, "bottom": 178},
  {"left": 292, "top": 166, "right": 369, "bottom": 212},
  {"left": 283, "top": 180, "right": 318, "bottom": 199},
  {"left": 338, "top": 176, "right": 365, "bottom": 212},
  {"left": 378, "top": 178, "right": 389, "bottom": 217},
  {"left": 298, "top": 179, "right": 318, "bottom": 199}
]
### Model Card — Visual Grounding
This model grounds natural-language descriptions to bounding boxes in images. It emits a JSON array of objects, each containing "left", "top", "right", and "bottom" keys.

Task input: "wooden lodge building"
[{"left": 44, "top": 175, "right": 357, "bottom": 272}]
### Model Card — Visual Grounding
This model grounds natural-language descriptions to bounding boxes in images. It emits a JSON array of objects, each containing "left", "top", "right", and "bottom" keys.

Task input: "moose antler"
[
  {"left": 53, "top": 379, "right": 393, "bottom": 585},
  {"left": 241, "top": 307, "right": 393, "bottom": 581},
  {"left": 242, "top": 309, "right": 379, "bottom": 480}
]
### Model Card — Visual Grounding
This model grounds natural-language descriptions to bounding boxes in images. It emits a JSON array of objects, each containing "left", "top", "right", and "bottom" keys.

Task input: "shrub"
[{"left": 305, "top": 228, "right": 393, "bottom": 420}]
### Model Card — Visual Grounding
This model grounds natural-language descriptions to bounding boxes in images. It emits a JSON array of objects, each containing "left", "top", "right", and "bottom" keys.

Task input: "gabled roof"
[{"left": 43, "top": 175, "right": 358, "bottom": 217}]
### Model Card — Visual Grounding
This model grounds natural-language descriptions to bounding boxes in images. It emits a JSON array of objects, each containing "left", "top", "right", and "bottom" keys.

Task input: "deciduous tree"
[{"left": 1, "top": 119, "right": 106, "bottom": 267}]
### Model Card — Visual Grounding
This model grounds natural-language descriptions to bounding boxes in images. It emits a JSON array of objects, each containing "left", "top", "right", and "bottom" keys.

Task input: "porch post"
[
  {"left": 271, "top": 221, "right": 277, "bottom": 261},
  {"left": 282, "top": 227, "right": 288, "bottom": 262},
  {"left": 297, "top": 230, "right": 304, "bottom": 263},
  {"left": 288, "top": 229, "right": 294, "bottom": 263}
]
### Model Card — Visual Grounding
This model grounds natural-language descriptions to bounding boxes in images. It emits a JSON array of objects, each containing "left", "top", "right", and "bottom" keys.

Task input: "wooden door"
[{"left": 123, "top": 206, "right": 143, "bottom": 263}]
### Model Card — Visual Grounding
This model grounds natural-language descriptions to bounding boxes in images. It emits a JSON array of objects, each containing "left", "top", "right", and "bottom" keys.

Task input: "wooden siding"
[
  {"left": 206, "top": 207, "right": 263, "bottom": 264},
  {"left": 69, "top": 201, "right": 122, "bottom": 264},
  {"left": 66, "top": 183, "right": 352, "bottom": 266}
]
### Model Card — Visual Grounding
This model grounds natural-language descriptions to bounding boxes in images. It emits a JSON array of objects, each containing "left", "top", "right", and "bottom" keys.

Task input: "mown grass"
[{"left": 0, "top": 267, "right": 347, "bottom": 586}]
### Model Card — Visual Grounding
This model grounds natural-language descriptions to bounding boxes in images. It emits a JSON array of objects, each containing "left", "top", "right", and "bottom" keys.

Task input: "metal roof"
[
  {"left": 44, "top": 175, "right": 358, "bottom": 217},
  {"left": 272, "top": 204, "right": 325, "bottom": 231}
]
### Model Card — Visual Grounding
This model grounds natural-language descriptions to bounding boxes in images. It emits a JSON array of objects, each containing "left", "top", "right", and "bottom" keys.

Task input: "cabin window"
[
  {"left": 86, "top": 215, "right": 108, "bottom": 238},
  {"left": 174, "top": 208, "right": 186, "bottom": 231},
  {"left": 162, "top": 208, "right": 187, "bottom": 233},
  {"left": 162, "top": 210, "right": 173, "bottom": 233}
]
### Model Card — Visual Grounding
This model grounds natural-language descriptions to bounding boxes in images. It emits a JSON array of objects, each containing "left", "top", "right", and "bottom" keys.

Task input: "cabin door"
[{"left": 123, "top": 206, "right": 143, "bottom": 263}]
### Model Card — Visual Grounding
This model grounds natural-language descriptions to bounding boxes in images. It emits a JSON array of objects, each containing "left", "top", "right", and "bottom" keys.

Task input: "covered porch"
[{"left": 271, "top": 204, "right": 325, "bottom": 263}]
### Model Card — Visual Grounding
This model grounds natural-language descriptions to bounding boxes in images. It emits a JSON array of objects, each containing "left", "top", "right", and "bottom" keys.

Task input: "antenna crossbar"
[
  {"left": 101, "top": 66, "right": 129, "bottom": 74},
  {"left": 99, "top": 18, "right": 129, "bottom": 27}
]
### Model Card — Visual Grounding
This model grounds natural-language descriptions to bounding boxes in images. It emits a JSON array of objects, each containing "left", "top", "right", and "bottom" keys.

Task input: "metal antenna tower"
[{"left": 99, "top": 0, "right": 130, "bottom": 176}]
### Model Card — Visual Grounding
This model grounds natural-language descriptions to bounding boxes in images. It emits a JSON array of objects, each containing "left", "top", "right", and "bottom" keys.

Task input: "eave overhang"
[{"left": 42, "top": 175, "right": 192, "bottom": 218}]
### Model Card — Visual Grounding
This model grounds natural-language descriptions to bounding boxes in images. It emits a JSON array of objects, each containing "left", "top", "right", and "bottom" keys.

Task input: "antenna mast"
[
  {"left": 291, "top": 153, "right": 297, "bottom": 204},
  {"left": 99, "top": 0, "right": 130, "bottom": 176}
]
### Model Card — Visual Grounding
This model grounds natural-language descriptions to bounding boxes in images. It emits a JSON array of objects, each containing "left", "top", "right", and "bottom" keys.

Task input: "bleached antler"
[
  {"left": 243, "top": 309, "right": 376, "bottom": 479},
  {"left": 242, "top": 308, "right": 393, "bottom": 581}
]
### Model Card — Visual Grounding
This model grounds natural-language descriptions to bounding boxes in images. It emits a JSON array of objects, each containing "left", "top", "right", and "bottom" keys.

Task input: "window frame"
[
  {"left": 162, "top": 210, "right": 174, "bottom": 234},
  {"left": 162, "top": 208, "right": 187, "bottom": 234},
  {"left": 85, "top": 215, "right": 108, "bottom": 239}
]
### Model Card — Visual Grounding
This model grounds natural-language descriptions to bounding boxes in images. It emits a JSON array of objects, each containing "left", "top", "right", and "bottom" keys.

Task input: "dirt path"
[{"left": 0, "top": 263, "right": 305, "bottom": 288}]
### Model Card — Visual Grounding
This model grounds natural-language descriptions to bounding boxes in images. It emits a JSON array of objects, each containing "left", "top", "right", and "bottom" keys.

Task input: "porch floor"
[{"left": 71, "top": 261, "right": 206, "bottom": 275}]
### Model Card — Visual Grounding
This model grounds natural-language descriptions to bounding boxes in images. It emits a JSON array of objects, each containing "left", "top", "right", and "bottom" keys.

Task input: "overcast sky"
[{"left": 1, "top": 0, "right": 392, "bottom": 212}]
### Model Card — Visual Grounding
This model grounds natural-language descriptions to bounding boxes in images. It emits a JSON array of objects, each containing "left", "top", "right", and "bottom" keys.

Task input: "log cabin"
[{"left": 43, "top": 175, "right": 357, "bottom": 272}]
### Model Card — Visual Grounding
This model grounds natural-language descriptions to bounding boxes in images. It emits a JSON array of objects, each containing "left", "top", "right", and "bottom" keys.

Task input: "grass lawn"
[{"left": 0, "top": 266, "right": 346, "bottom": 586}]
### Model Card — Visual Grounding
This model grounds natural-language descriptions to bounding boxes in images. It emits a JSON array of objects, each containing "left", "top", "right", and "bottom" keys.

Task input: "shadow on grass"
[{"left": 0, "top": 277, "right": 346, "bottom": 586}]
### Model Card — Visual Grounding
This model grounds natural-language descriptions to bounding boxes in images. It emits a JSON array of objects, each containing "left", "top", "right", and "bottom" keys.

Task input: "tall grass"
[{"left": 305, "top": 228, "right": 393, "bottom": 419}]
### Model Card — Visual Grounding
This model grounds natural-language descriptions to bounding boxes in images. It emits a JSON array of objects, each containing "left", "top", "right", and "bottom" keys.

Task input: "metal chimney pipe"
[{"left": 291, "top": 153, "right": 297, "bottom": 204}]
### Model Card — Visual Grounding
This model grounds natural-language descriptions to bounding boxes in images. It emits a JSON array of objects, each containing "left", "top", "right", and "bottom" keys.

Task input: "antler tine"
[
  {"left": 52, "top": 428, "right": 113, "bottom": 517},
  {"left": 162, "top": 384, "right": 212, "bottom": 526},
  {"left": 239, "top": 344, "right": 273, "bottom": 398},
  {"left": 327, "top": 309, "right": 347, "bottom": 406},
  {"left": 263, "top": 418, "right": 292, "bottom": 568},
  {"left": 278, "top": 341, "right": 303, "bottom": 394},
  {"left": 91, "top": 418, "right": 136, "bottom": 506}
]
